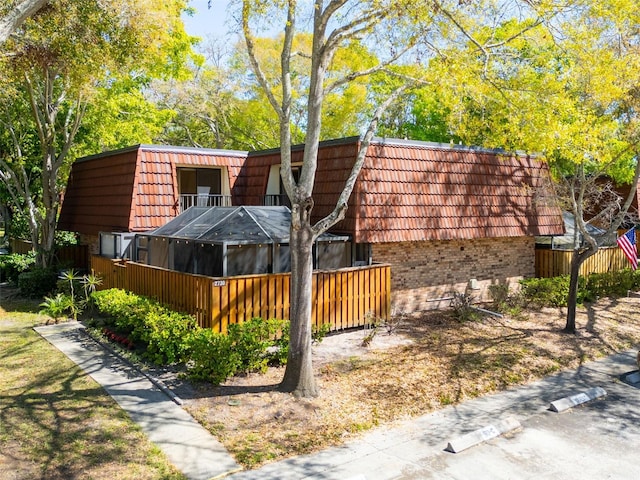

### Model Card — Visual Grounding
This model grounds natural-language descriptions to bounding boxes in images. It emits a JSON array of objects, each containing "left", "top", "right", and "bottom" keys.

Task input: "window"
[
  {"left": 354, "top": 243, "right": 372, "bottom": 266},
  {"left": 279, "top": 166, "right": 301, "bottom": 195},
  {"left": 178, "top": 168, "right": 225, "bottom": 209},
  {"left": 178, "top": 168, "right": 222, "bottom": 196}
]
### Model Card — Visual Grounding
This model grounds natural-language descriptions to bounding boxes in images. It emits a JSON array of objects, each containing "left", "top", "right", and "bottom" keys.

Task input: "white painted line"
[
  {"left": 445, "top": 417, "right": 521, "bottom": 453},
  {"left": 549, "top": 386, "right": 607, "bottom": 413}
]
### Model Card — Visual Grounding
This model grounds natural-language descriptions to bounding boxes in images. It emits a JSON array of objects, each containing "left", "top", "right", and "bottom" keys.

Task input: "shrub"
[
  {"left": 228, "top": 317, "right": 290, "bottom": 373},
  {"left": 76, "top": 273, "right": 102, "bottom": 314},
  {"left": 520, "top": 268, "right": 640, "bottom": 308},
  {"left": 488, "top": 283, "right": 510, "bottom": 309},
  {"left": 91, "top": 289, "right": 291, "bottom": 383},
  {"left": 0, "top": 251, "right": 36, "bottom": 284},
  {"left": 269, "top": 319, "right": 290, "bottom": 365},
  {"left": 312, "top": 322, "right": 331, "bottom": 344},
  {"left": 18, "top": 266, "right": 58, "bottom": 297},
  {"left": 450, "top": 292, "right": 480, "bottom": 322},
  {"left": 54, "top": 230, "right": 78, "bottom": 246},
  {"left": 487, "top": 283, "right": 527, "bottom": 316},
  {"left": 91, "top": 289, "right": 151, "bottom": 336},
  {"left": 583, "top": 269, "right": 637, "bottom": 300},
  {"left": 519, "top": 276, "right": 572, "bottom": 307},
  {"left": 39, "top": 293, "right": 74, "bottom": 322},
  {"left": 91, "top": 289, "right": 198, "bottom": 364},
  {"left": 142, "top": 309, "right": 198, "bottom": 365},
  {"left": 184, "top": 318, "right": 289, "bottom": 384},
  {"left": 185, "top": 329, "right": 239, "bottom": 383}
]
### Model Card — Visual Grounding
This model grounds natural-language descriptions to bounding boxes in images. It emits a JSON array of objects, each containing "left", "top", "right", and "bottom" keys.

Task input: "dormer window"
[{"left": 177, "top": 167, "right": 231, "bottom": 210}]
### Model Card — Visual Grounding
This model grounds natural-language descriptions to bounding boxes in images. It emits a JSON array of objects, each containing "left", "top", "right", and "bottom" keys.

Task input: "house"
[
  {"left": 58, "top": 136, "right": 564, "bottom": 311},
  {"left": 235, "top": 137, "right": 564, "bottom": 310}
]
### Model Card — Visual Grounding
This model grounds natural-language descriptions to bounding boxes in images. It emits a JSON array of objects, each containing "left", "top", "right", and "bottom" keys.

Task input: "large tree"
[
  {"left": 237, "top": 0, "right": 560, "bottom": 397},
  {"left": 381, "top": 1, "right": 640, "bottom": 333},
  {"left": 0, "top": 0, "right": 195, "bottom": 266},
  {"left": 150, "top": 33, "right": 379, "bottom": 150},
  {"left": 552, "top": 0, "right": 640, "bottom": 332}
]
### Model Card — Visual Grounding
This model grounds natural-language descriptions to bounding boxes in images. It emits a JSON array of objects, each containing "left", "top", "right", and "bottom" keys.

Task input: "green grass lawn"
[{"left": 0, "top": 294, "right": 187, "bottom": 480}]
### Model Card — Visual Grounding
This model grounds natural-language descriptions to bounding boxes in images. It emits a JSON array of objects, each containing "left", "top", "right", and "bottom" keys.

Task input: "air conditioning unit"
[{"left": 99, "top": 232, "right": 135, "bottom": 259}]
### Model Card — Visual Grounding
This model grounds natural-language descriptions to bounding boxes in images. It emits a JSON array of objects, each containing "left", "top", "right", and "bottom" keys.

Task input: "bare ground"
[{"left": 151, "top": 297, "right": 640, "bottom": 469}]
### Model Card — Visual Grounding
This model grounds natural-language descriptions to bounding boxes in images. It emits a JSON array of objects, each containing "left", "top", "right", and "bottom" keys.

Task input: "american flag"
[{"left": 617, "top": 228, "right": 638, "bottom": 270}]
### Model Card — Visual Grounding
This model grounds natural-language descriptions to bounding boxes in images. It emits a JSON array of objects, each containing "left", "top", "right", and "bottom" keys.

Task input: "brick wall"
[
  {"left": 372, "top": 236, "right": 535, "bottom": 313},
  {"left": 79, "top": 234, "right": 100, "bottom": 255}
]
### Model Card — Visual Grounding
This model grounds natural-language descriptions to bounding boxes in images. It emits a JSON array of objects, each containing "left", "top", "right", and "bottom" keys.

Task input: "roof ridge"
[
  {"left": 138, "top": 144, "right": 248, "bottom": 157},
  {"left": 369, "top": 137, "right": 536, "bottom": 157},
  {"left": 239, "top": 206, "right": 275, "bottom": 242},
  {"left": 75, "top": 144, "right": 248, "bottom": 163}
]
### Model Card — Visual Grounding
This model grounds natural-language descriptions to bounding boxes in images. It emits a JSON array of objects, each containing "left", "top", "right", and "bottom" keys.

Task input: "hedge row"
[
  {"left": 519, "top": 268, "right": 640, "bottom": 308},
  {"left": 91, "top": 289, "right": 290, "bottom": 384}
]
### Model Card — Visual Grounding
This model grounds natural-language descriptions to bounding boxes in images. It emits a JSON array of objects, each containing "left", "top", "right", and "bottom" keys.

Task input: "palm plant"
[{"left": 39, "top": 293, "right": 73, "bottom": 324}]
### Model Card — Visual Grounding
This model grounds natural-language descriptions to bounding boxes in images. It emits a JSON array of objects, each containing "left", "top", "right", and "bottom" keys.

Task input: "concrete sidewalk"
[{"left": 35, "top": 322, "right": 240, "bottom": 480}]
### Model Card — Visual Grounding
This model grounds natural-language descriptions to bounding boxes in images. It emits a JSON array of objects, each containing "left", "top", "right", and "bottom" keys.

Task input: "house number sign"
[{"left": 213, "top": 280, "right": 226, "bottom": 287}]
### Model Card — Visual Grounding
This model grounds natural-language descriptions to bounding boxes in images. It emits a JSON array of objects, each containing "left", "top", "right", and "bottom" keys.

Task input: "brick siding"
[
  {"left": 373, "top": 236, "right": 535, "bottom": 313},
  {"left": 79, "top": 234, "right": 100, "bottom": 255}
]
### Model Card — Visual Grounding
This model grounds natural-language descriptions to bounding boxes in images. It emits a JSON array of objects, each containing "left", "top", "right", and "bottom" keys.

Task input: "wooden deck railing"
[
  {"left": 90, "top": 255, "right": 391, "bottom": 333},
  {"left": 535, "top": 246, "right": 631, "bottom": 278}
]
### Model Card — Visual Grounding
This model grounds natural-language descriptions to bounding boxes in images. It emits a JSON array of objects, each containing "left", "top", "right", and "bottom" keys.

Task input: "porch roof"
[{"left": 148, "top": 206, "right": 349, "bottom": 245}]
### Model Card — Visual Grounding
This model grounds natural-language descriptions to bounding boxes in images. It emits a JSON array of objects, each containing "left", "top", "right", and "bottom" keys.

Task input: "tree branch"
[
  {"left": 325, "top": 43, "right": 417, "bottom": 92},
  {"left": 241, "top": 2, "right": 283, "bottom": 118},
  {"left": 312, "top": 82, "right": 413, "bottom": 237},
  {"left": 0, "top": 0, "right": 48, "bottom": 44},
  {"left": 278, "top": 0, "right": 298, "bottom": 204},
  {"left": 324, "top": 8, "right": 388, "bottom": 55}
]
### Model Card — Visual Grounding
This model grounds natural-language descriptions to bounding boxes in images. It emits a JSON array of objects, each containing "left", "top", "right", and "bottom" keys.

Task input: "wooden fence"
[
  {"left": 535, "top": 246, "right": 631, "bottom": 278},
  {"left": 90, "top": 255, "right": 391, "bottom": 333},
  {"left": 9, "top": 238, "right": 89, "bottom": 270}
]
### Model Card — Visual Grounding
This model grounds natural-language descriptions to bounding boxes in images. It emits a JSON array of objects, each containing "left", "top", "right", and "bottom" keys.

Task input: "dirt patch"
[{"left": 148, "top": 297, "right": 640, "bottom": 469}]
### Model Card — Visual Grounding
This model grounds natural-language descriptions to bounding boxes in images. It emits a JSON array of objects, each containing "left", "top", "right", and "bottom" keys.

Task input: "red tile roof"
[
  {"left": 58, "top": 145, "right": 247, "bottom": 235},
  {"left": 60, "top": 138, "right": 563, "bottom": 243},
  {"left": 240, "top": 137, "right": 564, "bottom": 243}
]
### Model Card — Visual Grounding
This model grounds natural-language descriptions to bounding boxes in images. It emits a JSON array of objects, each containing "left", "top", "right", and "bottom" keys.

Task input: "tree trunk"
[
  {"left": 564, "top": 247, "right": 596, "bottom": 333},
  {"left": 0, "top": 205, "right": 9, "bottom": 239},
  {"left": 38, "top": 206, "right": 57, "bottom": 268},
  {"left": 564, "top": 251, "right": 582, "bottom": 333},
  {"left": 279, "top": 203, "right": 318, "bottom": 397}
]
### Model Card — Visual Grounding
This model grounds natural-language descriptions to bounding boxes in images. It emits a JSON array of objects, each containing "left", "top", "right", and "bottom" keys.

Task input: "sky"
[{"left": 181, "top": 0, "right": 234, "bottom": 41}]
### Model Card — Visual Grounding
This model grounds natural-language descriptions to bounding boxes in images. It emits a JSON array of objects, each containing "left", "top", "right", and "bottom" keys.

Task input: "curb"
[
  {"left": 445, "top": 416, "right": 521, "bottom": 453},
  {"left": 549, "top": 386, "right": 607, "bottom": 413},
  {"left": 80, "top": 326, "right": 185, "bottom": 406}
]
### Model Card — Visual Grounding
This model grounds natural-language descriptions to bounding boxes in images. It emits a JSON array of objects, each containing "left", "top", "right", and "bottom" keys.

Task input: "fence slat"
[
  {"left": 90, "top": 255, "right": 390, "bottom": 333},
  {"left": 535, "top": 247, "right": 634, "bottom": 278}
]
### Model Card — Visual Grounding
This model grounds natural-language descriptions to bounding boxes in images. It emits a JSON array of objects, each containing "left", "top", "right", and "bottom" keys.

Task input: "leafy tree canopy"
[{"left": 0, "top": 0, "right": 199, "bottom": 264}]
